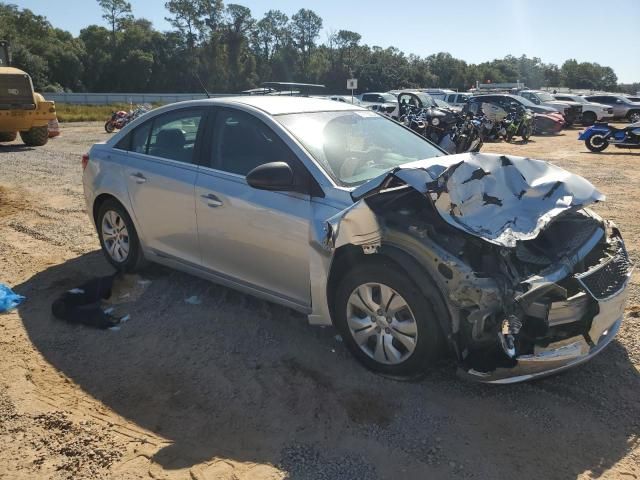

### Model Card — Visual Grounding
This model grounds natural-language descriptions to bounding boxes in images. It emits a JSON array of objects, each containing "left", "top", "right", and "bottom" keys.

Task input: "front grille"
[
  {"left": 0, "top": 74, "right": 35, "bottom": 109},
  {"left": 575, "top": 237, "right": 633, "bottom": 300}
]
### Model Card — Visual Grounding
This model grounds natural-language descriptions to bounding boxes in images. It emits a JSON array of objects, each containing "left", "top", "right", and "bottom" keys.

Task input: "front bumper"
[
  {"left": 460, "top": 226, "right": 632, "bottom": 384},
  {"left": 460, "top": 299, "right": 624, "bottom": 384}
]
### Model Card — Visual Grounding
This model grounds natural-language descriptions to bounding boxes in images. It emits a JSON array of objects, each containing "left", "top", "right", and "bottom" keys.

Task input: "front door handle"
[
  {"left": 201, "top": 193, "right": 223, "bottom": 207},
  {"left": 130, "top": 172, "right": 147, "bottom": 184}
]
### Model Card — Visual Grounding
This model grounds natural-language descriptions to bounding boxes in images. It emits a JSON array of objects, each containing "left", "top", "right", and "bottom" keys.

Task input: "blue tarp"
[{"left": 0, "top": 283, "right": 25, "bottom": 313}]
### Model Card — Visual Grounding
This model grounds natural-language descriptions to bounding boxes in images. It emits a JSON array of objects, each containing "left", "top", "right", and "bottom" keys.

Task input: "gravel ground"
[{"left": 0, "top": 122, "right": 639, "bottom": 479}]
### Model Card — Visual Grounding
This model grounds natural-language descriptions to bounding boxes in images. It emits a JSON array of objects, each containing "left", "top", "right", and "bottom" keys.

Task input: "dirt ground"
[{"left": 0, "top": 122, "right": 639, "bottom": 480}]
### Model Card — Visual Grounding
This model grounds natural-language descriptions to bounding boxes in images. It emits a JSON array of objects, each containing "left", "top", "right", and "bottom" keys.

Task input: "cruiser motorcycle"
[{"left": 580, "top": 121, "right": 640, "bottom": 152}]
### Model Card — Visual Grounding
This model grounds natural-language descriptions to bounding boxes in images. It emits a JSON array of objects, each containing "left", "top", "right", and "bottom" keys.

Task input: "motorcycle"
[
  {"left": 450, "top": 112, "right": 483, "bottom": 153},
  {"left": 105, "top": 110, "right": 128, "bottom": 133},
  {"left": 401, "top": 106, "right": 481, "bottom": 153},
  {"left": 502, "top": 105, "right": 533, "bottom": 142},
  {"left": 401, "top": 104, "right": 456, "bottom": 144},
  {"left": 104, "top": 104, "right": 150, "bottom": 133},
  {"left": 579, "top": 121, "right": 640, "bottom": 152}
]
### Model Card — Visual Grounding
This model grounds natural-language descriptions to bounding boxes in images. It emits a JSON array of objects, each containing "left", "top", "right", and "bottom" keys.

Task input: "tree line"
[{"left": 0, "top": 0, "right": 635, "bottom": 95}]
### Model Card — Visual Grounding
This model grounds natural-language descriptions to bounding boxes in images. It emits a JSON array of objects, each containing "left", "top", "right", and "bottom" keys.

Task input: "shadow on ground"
[
  {"left": 0, "top": 144, "right": 35, "bottom": 153},
  {"left": 16, "top": 251, "right": 640, "bottom": 479}
]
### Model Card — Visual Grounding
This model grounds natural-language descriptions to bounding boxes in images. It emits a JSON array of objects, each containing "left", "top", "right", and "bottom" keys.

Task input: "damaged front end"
[{"left": 317, "top": 152, "right": 633, "bottom": 383}]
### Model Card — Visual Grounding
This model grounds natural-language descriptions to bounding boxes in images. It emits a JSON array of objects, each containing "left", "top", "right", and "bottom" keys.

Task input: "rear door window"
[
  {"left": 147, "top": 109, "right": 205, "bottom": 163},
  {"left": 130, "top": 123, "right": 152, "bottom": 153}
]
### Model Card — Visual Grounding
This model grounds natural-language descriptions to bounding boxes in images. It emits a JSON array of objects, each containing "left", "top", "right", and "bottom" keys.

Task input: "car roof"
[
  {"left": 219, "top": 95, "right": 362, "bottom": 115},
  {"left": 473, "top": 93, "right": 516, "bottom": 98}
]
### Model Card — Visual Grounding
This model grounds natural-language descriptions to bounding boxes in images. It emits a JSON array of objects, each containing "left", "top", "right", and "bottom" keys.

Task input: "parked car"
[
  {"left": 517, "top": 90, "right": 582, "bottom": 125},
  {"left": 83, "top": 96, "right": 631, "bottom": 383},
  {"left": 465, "top": 93, "right": 560, "bottom": 117},
  {"left": 584, "top": 94, "right": 640, "bottom": 122},
  {"left": 357, "top": 92, "right": 396, "bottom": 113},
  {"left": 358, "top": 92, "right": 397, "bottom": 104},
  {"left": 327, "top": 95, "right": 362, "bottom": 105},
  {"left": 443, "top": 92, "right": 472, "bottom": 110},
  {"left": 552, "top": 94, "right": 614, "bottom": 125},
  {"left": 421, "top": 88, "right": 456, "bottom": 100}
]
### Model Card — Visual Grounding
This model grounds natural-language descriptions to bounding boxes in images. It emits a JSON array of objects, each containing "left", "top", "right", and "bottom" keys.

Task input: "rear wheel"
[
  {"left": 627, "top": 111, "right": 640, "bottom": 123},
  {"left": 0, "top": 131, "right": 17, "bottom": 142},
  {"left": 19, "top": 126, "right": 48, "bottom": 146},
  {"left": 333, "top": 261, "right": 444, "bottom": 376},
  {"left": 97, "top": 199, "right": 145, "bottom": 272},
  {"left": 585, "top": 134, "right": 609, "bottom": 152},
  {"left": 582, "top": 111, "right": 597, "bottom": 126}
]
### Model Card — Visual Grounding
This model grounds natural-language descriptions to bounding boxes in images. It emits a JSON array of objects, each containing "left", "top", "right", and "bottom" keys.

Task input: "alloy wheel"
[{"left": 101, "top": 210, "right": 130, "bottom": 263}]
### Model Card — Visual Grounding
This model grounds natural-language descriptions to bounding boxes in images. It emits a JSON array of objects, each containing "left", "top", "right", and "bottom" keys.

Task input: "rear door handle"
[
  {"left": 130, "top": 172, "right": 147, "bottom": 184},
  {"left": 201, "top": 193, "right": 223, "bottom": 207}
]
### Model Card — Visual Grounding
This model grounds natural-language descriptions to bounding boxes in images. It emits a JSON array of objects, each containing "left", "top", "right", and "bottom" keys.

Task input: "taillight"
[{"left": 82, "top": 153, "right": 89, "bottom": 170}]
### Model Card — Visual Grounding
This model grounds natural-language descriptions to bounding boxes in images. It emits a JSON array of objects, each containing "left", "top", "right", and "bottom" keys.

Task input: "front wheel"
[
  {"left": 521, "top": 125, "right": 531, "bottom": 141},
  {"left": 97, "top": 199, "right": 144, "bottom": 272},
  {"left": 19, "top": 126, "right": 48, "bottom": 146},
  {"left": 585, "top": 134, "right": 609, "bottom": 152},
  {"left": 104, "top": 121, "right": 115, "bottom": 133},
  {"left": 333, "top": 261, "right": 444, "bottom": 376},
  {"left": 628, "top": 111, "right": 640, "bottom": 123}
]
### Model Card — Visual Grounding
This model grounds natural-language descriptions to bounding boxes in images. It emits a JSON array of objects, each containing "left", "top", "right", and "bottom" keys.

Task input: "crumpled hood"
[{"left": 351, "top": 152, "right": 605, "bottom": 248}]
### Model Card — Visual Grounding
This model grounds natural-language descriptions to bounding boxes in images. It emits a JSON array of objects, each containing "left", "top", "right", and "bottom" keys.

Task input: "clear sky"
[{"left": 12, "top": 0, "right": 640, "bottom": 83}]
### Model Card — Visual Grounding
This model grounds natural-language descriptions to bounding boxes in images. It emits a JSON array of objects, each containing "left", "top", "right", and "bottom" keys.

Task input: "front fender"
[{"left": 579, "top": 125, "right": 611, "bottom": 140}]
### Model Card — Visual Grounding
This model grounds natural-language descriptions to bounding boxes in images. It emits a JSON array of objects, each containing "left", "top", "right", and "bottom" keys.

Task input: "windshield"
[
  {"left": 277, "top": 110, "right": 443, "bottom": 187},
  {"left": 415, "top": 92, "right": 437, "bottom": 107},
  {"left": 510, "top": 95, "right": 536, "bottom": 108},
  {"left": 536, "top": 92, "right": 555, "bottom": 102},
  {"left": 380, "top": 93, "right": 396, "bottom": 103}
]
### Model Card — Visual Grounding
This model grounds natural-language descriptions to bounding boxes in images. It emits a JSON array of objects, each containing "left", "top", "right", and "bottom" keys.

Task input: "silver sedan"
[{"left": 83, "top": 96, "right": 631, "bottom": 382}]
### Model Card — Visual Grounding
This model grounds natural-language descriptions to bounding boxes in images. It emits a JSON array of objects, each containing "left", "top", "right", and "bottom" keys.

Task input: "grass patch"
[{"left": 55, "top": 103, "right": 162, "bottom": 122}]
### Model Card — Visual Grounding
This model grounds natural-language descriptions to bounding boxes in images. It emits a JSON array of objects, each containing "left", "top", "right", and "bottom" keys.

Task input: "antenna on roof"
[{"left": 196, "top": 73, "right": 211, "bottom": 99}]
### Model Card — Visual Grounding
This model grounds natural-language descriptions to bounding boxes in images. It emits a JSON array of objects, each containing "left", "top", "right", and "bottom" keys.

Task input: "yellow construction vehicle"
[{"left": 0, "top": 40, "right": 57, "bottom": 146}]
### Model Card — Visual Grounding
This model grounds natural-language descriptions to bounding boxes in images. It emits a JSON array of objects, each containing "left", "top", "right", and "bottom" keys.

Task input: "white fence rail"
[{"left": 43, "top": 92, "right": 234, "bottom": 105}]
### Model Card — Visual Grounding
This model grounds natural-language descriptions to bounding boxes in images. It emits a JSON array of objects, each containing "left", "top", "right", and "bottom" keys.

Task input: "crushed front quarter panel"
[{"left": 308, "top": 152, "right": 628, "bottom": 384}]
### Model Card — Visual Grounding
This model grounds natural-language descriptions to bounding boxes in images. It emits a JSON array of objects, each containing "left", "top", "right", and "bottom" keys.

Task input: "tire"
[
  {"left": 333, "top": 260, "right": 444, "bottom": 376},
  {"left": 105, "top": 121, "right": 115, "bottom": 133},
  {"left": 585, "top": 134, "right": 609, "bottom": 152},
  {"left": 19, "top": 126, "right": 48, "bottom": 146},
  {"left": 582, "top": 111, "right": 597, "bottom": 126},
  {"left": 521, "top": 126, "right": 531, "bottom": 141},
  {"left": 96, "top": 199, "right": 145, "bottom": 272},
  {"left": 0, "top": 131, "right": 17, "bottom": 142},
  {"left": 627, "top": 111, "right": 640, "bottom": 123}
]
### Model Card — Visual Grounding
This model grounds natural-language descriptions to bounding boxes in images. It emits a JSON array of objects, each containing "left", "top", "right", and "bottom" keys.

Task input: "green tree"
[
  {"left": 97, "top": 0, "right": 132, "bottom": 45},
  {"left": 290, "top": 8, "right": 322, "bottom": 80}
]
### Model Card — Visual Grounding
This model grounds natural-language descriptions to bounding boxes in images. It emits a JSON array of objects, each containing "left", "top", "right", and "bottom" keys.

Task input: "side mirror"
[{"left": 246, "top": 161, "right": 295, "bottom": 191}]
